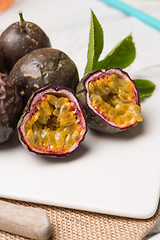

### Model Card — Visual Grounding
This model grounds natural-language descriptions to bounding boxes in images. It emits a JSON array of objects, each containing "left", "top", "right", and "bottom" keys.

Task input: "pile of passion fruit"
[{"left": 0, "top": 12, "right": 142, "bottom": 157}]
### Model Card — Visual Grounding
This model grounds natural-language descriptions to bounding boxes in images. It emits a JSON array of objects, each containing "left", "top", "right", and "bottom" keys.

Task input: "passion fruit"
[
  {"left": 0, "top": 11, "right": 51, "bottom": 73},
  {"left": 0, "top": 51, "right": 5, "bottom": 73},
  {"left": 9, "top": 48, "right": 79, "bottom": 105},
  {"left": 18, "top": 85, "right": 87, "bottom": 157},
  {"left": 0, "top": 73, "right": 23, "bottom": 143},
  {"left": 76, "top": 68, "right": 143, "bottom": 133}
]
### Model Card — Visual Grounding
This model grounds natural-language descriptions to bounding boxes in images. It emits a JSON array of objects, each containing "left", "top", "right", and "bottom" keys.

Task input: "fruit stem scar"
[{"left": 19, "top": 11, "right": 26, "bottom": 33}]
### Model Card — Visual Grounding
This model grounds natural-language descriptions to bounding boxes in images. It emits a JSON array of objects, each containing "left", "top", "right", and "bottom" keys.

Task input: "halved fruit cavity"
[
  {"left": 23, "top": 92, "right": 85, "bottom": 154},
  {"left": 88, "top": 73, "right": 142, "bottom": 128}
]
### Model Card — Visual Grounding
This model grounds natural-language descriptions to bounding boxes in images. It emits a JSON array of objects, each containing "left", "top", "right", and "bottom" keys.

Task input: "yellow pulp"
[
  {"left": 89, "top": 74, "right": 143, "bottom": 127},
  {"left": 24, "top": 94, "right": 82, "bottom": 153}
]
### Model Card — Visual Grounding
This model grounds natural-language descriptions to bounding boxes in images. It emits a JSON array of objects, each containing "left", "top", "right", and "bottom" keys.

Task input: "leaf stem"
[{"left": 19, "top": 11, "right": 26, "bottom": 32}]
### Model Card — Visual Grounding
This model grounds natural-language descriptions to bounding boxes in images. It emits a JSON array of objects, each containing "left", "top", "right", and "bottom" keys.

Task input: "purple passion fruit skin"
[
  {"left": 0, "top": 51, "right": 6, "bottom": 73},
  {"left": 0, "top": 12, "right": 51, "bottom": 73},
  {"left": 0, "top": 73, "right": 23, "bottom": 143},
  {"left": 17, "top": 85, "right": 87, "bottom": 157},
  {"left": 9, "top": 48, "right": 79, "bottom": 105},
  {"left": 76, "top": 68, "right": 142, "bottom": 133}
]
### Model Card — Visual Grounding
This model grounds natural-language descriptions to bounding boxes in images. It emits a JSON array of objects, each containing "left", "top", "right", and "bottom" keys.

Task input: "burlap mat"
[{"left": 0, "top": 198, "right": 159, "bottom": 240}]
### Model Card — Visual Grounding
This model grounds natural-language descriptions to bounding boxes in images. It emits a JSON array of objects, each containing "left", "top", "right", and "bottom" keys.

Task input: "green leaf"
[
  {"left": 84, "top": 10, "right": 104, "bottom": 75},
  {"left": 84, "top": 11, "right": 155, "bottom": 101},
  {"left": 95, "top": 34, "right": 136, "bottom": 70},
  {"left": 134, "top": 79, "right": 156, "bottom": 100}
]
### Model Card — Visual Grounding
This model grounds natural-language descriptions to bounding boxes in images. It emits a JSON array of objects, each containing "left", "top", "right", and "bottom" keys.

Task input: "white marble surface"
[{"left": 0, "top": 0, "right": 160, "bottom": 238}]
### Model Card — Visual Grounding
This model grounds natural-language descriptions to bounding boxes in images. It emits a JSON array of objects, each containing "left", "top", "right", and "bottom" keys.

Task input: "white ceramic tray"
[{"left": 0, "top": 65, "right": 160, "bottom": 219}]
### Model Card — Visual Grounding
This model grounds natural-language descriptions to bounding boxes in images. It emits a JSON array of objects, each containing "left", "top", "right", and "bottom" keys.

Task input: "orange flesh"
[
  {"left": 0, "top": 0, "right": 14, "bottom": 11},
  {"left": 24, "top": 94, "right": 82, "bottom": 153},
  {"left": 88, "top": 74, "right": 143, "bottom": 127}
]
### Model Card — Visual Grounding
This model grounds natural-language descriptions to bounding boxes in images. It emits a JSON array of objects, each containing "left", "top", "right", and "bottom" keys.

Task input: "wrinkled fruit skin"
[
  {"left": 9, "top": 48, "right": 79, "bottom": 105},
  {"left": 18, "top": 85, "right": 87, "bottom": 158},
  {"left": 0, "top": 51, "right": 6, "bottom": 73},
  {"left": 0, "top": 73, "right": 23, "bottom": 143},
  {"left": 76, "top": 68, "right": 142, "bottom": 133},
  {"left": 0, "top": 21, "right": 51, "bottom": 73}
]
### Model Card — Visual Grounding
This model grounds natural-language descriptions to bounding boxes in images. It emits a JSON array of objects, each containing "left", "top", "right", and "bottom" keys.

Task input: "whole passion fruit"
[
  {"left": 0, "top": 11, "right": 51, "bottom": 73},
  {"left": 76, "top": 68, "right": 143, "bottom": 133},
  {"left": 18, "top": 85, "right": 87, "bottom": 157},
  {"left": 0, "top": 73, "right": 23, "bottom": 143},
  {"left": 9, "top": 48, "right": 79, "bottom": 104},
  {"left": 0, "top": 51, "right": 5, "bottom": 73}
]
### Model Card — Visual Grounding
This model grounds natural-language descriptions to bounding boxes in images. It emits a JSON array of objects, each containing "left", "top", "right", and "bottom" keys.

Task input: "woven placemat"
[{"left": 0, "top": 198, "right": 159, "bottom": 240}]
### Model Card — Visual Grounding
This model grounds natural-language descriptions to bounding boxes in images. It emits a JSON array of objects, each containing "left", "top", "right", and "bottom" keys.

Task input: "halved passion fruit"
[
  {"left": 76, "top": 68, "right": 143, "bottom": 133},
  {"left": 18, "top": 85, "right": 87, "bottom": 157}
]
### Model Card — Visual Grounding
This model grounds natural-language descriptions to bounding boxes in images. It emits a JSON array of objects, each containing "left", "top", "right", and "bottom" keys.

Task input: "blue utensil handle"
[{"left": 101, "top": 0, "right": 160, "bottom": 31}]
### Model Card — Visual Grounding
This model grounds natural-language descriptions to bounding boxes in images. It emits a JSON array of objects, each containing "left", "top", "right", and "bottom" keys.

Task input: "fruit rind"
[
  {"left": 0, "top": 73, "right": 23, "bottom": 143},
  {"left": 0, "top": 21, "right": 51, "bottom": 73},
  {"left": 0, "top": 50, "right": 6, "bottom": 73},
  {"left": 10, "top": 48, "right": 79, "bottom": 104}
]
